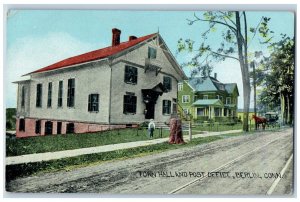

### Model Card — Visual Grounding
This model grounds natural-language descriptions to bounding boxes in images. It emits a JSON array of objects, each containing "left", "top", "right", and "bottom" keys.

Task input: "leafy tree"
[
  {"left": 259, "top": 35, "right": 294, "bottom": 124},
  {"left": 177, "top": 11, "right": 272, "bottom": 131}
]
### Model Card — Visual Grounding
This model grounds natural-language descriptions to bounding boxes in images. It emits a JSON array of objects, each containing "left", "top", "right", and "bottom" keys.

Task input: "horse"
[{"left": 252, "top": 114, "right": 267, "bottom": 130}]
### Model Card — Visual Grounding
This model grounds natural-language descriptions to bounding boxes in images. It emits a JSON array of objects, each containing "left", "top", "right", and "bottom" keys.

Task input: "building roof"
[
  {"left": 12, "top": 79, "right": 31, "bottom": 84},
  {"left": 224, "top": 83, "right": 238, "bottom": 94},
  {"left": 27, "top": 33, "right": 156, "bottom": 75},
  {"left": 187, "top": 76, "right": 238, "bottom": 95},
  {"left": 188, "top": 77, "right": 217, "bottom": 91},
  {"left": 192, "top": 99, "right": 223, "bottom": 106}
]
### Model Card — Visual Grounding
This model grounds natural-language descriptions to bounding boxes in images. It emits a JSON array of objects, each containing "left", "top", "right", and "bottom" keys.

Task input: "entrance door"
[
  {"left": 145, "top": 102, "right": 155, "bottom": 119},
  {"left": 45, "top": 121, "right": 53, "bottom": 135}
]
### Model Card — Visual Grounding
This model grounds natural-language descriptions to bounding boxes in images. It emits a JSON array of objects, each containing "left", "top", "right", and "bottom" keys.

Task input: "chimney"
[
  {"left": 112, "top": 28, "right": 121, "bottom": 46},
  {"left": 214, "top": 73, "right": 217, "bottom": 79},
  {"left": 129, "top": 36, "right": 137, "bottom": 41}
]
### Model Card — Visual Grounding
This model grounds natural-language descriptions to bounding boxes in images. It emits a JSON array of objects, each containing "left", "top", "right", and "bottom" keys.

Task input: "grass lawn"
[
  {"left": 6, "top": 128, "right": 188, "bottom": 156},
  {"left": 6, "top": 134, "right": 227, "bottom": 182},
  {"left": 192, "top": 123, "right": 243, "bottom": 132}
]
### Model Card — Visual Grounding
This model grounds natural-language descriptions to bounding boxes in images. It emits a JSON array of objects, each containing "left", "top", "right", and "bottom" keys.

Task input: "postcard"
[{"left": 4, "top": 9, "right": 295, "bottom": 195}]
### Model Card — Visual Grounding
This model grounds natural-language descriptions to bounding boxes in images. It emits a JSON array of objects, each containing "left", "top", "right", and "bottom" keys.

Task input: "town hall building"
[{"left": 14, "top": 28, "right": 187, "bottom": 137}]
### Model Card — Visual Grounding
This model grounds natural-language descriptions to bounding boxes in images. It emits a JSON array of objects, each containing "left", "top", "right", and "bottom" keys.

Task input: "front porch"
[{"left": 192, "top": 99, "right": 237, "bottom": 122}]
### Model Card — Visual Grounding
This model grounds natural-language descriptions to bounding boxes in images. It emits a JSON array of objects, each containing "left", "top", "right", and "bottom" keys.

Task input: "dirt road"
[{"left": 6, "top": 128, "right": 293, "bottom": 195}]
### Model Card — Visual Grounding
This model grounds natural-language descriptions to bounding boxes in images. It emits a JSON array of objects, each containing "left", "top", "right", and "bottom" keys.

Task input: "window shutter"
[
  {"left": 21, "top": 86, "right": 25, "bottom": 107},
  {"left": 132, "top": 96, "right": 137, "bottom": 113},
  {"left": 88, "top": 94, "right": 91, "bottom": 111},
  {"left": 95, "top": 94, "right": 99, "bottom": 111}
]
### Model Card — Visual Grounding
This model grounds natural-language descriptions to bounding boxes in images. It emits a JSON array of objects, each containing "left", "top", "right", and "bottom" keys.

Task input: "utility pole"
[{"left": 251, "top": 61, "right": 257, "bottom": 130}]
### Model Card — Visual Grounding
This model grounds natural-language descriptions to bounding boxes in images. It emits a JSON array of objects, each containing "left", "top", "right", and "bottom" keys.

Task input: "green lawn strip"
[
  {"left": 6, "top": 135, "right": 223, "bottom": 182},
  {"left": 192, "top": 124, "right": 243, "bottom": 132},
  {"left": 7, "top": 128, "right": 187, "bottom": 156}
]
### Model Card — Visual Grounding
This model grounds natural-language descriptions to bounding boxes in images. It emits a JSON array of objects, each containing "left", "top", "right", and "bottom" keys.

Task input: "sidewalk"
[{"left": 6, "top": 130, "right": 242, "bottom": 165}]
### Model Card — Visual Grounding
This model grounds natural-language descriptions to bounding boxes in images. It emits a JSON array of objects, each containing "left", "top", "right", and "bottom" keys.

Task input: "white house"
[{"left": 14, "top": 28, "right": 187, "bottom": 137}]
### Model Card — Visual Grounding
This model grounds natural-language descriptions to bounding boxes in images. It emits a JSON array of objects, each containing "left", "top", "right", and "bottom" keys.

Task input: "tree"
[
  {"left": 259, "top": 35, "right": 294, "bottom": 125},
  {"left": 177, "top": 11, "right": 272, "bottom": 131}
]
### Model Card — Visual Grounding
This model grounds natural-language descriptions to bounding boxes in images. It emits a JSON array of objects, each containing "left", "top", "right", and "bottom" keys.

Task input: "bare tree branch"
[
  {"left": 218, "top": 11, "right": 237, "bottom": 26},
  {"left": 247, "top": 17, "right": 263, "bottom": 48},
  {"left": 191, "top": 13, "right": 238, "bottom": 34},
  {"left": 209, "top": 50, "right": 240, "bottom": 61}
]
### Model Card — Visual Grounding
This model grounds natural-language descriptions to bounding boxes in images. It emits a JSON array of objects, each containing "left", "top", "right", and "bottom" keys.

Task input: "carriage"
[
  {"left": 252, "top": 112, "right": 279, "bottom": 130},
  {"left": 265, "top": 112, "right": 279, "bottom": 127}
]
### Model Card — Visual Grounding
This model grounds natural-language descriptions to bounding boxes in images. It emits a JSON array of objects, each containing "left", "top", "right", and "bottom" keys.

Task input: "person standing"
[{"left": 148, "top": 119, "right": 155, "bottom": 139}]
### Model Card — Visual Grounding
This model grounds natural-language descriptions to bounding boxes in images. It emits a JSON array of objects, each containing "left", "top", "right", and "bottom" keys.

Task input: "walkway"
[{"left": 6, "top": 130, "right": 242, "bottom": 165}]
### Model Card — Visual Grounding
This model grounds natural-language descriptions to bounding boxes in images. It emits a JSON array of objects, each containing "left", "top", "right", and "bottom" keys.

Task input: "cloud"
[{"left": 5, "top": 32, "right": 96, "bottom": 107}]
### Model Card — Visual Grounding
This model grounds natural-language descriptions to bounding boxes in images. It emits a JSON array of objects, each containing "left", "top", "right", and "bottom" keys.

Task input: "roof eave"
[{"left": 23, "top": 57, "right": 110, "bottom": 77}]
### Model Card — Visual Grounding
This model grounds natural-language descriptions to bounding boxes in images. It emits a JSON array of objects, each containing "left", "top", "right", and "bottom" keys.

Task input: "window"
[
  {"left": 163, "top": 76, "right": 172, "bottom": 91},
  {"left": 216, "top": 95, "right": 220, "bottom": 99},
  {"left": 47, "top": 82, "right": 52, "bottom": 108},
  {"left": 124, "top": 65, "right": 138, "bottom": 84},
  {"left": 57, "top": 122, "right": 62, "bottom": 134},
  {"left": 194, "top": 95, "right": 198, "bottom": 102},
  {"left": 58, "top": 81, "right": 63, "bottom": 107},
  {"left": 21, "top": 86, "right": 25, "bottom": 107},
  {"left": 35, "top": 120, "right": 41, "bottom": 134},
  {"left": 19, "top": 119, "right": 25, "bottom": 131},
  {"left": 197, "top": 108, "right": 205, "bottom": 116},
  {"left": 162, "top": 100, "right": 171, "bottom": 115},
  {"left": 148, "top": 47, "right": 157, "bottom": 59},
  {"left": 36, "top": 84, "right": 42, "bottom": 107},
  {"left": 226, "top": 97, "right": 231, "bottom": 104},
  {"left": 88, "top": 94, "right": 99, "bottom": 112},
  {"left": 123, "top": 94, "right": 137, "bottom": 114},
  {"left": 220, "top": 96, "right": 223, "bottom": 102},
  {"left": 178, "top": 83, "right": 183, "bottom": 91},
  {"left": 66, "top": 123, "right": 75, "bottom": 134},
  {"left": 182, "top": 95, "right": 190, "bottom": 103},
  {"left": 45, "top": 121, "right": 53, "bottom": 135},
  {"left": 203, "top": 95, "right": 208, "bottom": 99},
  {"left": 214, "top": 108, "right": 221, "bottom": 117},
  {"left": 67, "top": 78, "right": 75, "bottom": 107},
  {"left": 228, "top": 109, "right": 232, "bottom": 116},
  {"left": 183, "top": 108, "right": 189, "bottom": 115}
]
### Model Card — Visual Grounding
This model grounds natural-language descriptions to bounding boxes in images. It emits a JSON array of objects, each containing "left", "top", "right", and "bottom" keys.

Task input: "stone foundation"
[{"left": 15, "top": 118, "right": 136, "bottom": 138}]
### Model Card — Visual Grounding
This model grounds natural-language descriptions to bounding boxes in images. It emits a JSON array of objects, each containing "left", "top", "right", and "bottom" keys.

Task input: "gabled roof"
[
  {"left": 225, "top": 83, "right": 239, "bottom": 95},
  {"left": 188, "top": 77, "right": 218, "bottom": 92},
  {"left": 192, "top": 99, "right": 223, "bottom": 106},
  {"left": 27, "top": 33, "right": 156, "bottom": 75},
  {"left": 187, "top": 76, "right": 238, "bottom": 95}
]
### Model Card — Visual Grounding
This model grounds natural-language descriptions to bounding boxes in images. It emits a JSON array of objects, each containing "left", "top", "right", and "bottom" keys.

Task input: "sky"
[{"left": 5, "top": 10, "right": 295, "bottom": 108}]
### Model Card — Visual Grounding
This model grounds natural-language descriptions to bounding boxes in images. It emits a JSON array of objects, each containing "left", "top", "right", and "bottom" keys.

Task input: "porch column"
[
  {"left": 208, "top": 106, "right": 211, "bottom": 119},
  {"left": 222, "top": 108, "right": 224, "bottom": 117},
  {"left": 211, "top": 106, "right": 215, "bottom": 118}
]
